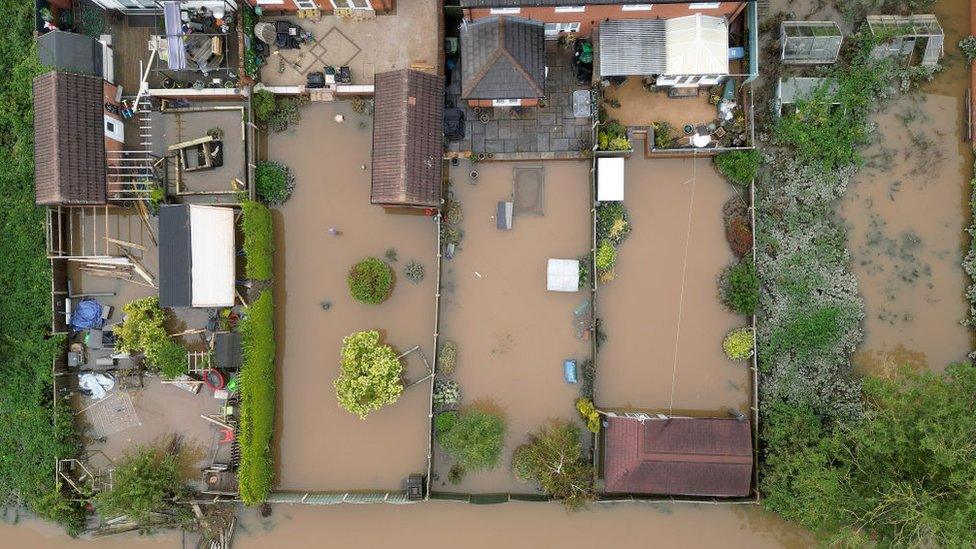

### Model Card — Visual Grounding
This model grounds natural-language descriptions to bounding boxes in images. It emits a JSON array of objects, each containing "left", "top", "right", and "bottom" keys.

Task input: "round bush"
[
  {"left": 723, "top": 327, "right": 755, "bottom": 360},
  {"left": 595, "top": 240, "right": 617, "bottom": 272},
  {"left": 726, "top": 216, "right": 753, "bottom": 257},
  {"left": 435, "top": 411, "right": 458, "bottom": 433},
  {"left": 255, "top": 161, "right": 295, "bottom": 205},
  {"left": 719, "top": 260, "right": 759, "bottom": 316},
  {"left": 347, "top": 258, "right": 393, "bottom": 304}
]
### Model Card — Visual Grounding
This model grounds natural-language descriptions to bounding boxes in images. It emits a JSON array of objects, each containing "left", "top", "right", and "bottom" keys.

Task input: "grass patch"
[
  {"left": 242, "top": 200, "right": 273, "bottom": 281},
  {"left": 237, "top": 289, "right": 276, "bottom": 504}
]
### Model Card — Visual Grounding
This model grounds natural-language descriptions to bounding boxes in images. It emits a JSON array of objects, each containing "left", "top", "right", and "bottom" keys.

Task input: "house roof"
[
  {"left": 459, "top": 0, "right": 748, "bottom": 6},
  {"left": 665, "top": 14, "right": 729, "bottom": 75},
  {"left": 461, "top": 16, "right": 546, "bottom": 100},
  {"left": 599, "top": 20, "right": 667, "bottom": 76},
  {"left": 370, "top": 69, "right": 445, "bottom": 208},
  {"left": 603, "top": 416, "right": 753, "bottom": 497},
  {"left": 37, "top": 31, "right": 104, "bottom": 77},
  {"left": 599, "top": 15, "right": 729, "bottom": 77},
  {"left": 33, "top": 71, "right": 107, "bottom": 206}
]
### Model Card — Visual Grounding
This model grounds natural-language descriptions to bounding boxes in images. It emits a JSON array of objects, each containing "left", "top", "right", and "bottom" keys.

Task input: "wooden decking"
[{"left": 112, "top": 17, "right": 154, "bottom": 94}]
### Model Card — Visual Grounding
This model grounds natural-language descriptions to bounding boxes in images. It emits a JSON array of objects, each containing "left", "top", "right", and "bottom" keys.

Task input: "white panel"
[
  {"left": 189, "top": 205, "right": 235, "bottom": 307},
  {"left": 597, "top": 157, "right": 625, "bottom": 201},
  {"left": 547, "top": 259, "right": 580, "bottom": 292},
  {"left": 665, "top": 14, "right": 729, "bottom": 76}
]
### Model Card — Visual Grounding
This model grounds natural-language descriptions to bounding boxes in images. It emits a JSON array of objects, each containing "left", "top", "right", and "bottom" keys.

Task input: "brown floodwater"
[
  {"left": 597, "top": 152, "right": 749, "bottom": 414},
  {"left": 269, "top": 102, "right": 436, "bottom": 490},
  {"left": 435, "top": 160, "right": 591, "bottom": 494},
  {"left": 840, "top": 0, "right": 974, "bottom": 375}
]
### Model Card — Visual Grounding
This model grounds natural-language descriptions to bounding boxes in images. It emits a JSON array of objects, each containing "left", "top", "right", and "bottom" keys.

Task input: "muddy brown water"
[{"left": 839, "top": 0, "right": 974, "bottom": 375}]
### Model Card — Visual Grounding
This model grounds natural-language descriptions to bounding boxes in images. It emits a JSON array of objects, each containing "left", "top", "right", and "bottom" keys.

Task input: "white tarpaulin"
[
  {"left": 190, "top": 205, "right": 235, "bottom": 307},
  {"left": 547, "top": 259, "right": 580, "bottom": 292},
  {"left": 597, "top": 157, "right": 625, "bottom": 201},
  {"left": 665, "top": 14, "right": 729, "bottom": 76}
]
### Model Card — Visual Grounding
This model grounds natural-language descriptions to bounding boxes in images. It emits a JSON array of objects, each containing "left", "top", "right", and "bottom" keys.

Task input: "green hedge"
[
  {"left": 242, "top": 201, "right": 274, "bottom": 281},
  {"left": 0, "top": 5, "right": 81, "bottom": 533},
  {"left": 237, "top": 289, "right": 276, "bottom": 504}
]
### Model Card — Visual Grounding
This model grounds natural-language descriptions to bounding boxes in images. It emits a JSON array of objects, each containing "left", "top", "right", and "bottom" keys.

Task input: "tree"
[
  {"left": 714, "top": 149, "right": 759, "bottom": 186},
  {"left": 347, "top": 258, "right": 394, "bottom": 304},
  {"left": 761, "top": 363, "right": 976, "bottom": 547},
  {"left": 719, "top": 259, "right": 759, "bottom": 316},
  {"left": 512, "top": 420, "right": 594, "bottom": 510},
  {"left": 437, "top": 409, "right": 506, "bottom": 472},
  {"left": 334, "top": 331, "right": 403, "bottom": 419},
  {"left": 94, "top": 443, "right": 192, "bottom": 532}
]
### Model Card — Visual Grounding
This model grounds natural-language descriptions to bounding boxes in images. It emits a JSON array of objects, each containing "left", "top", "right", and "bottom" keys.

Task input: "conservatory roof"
[
  {"left": 599, "top": 15, "right": 729, "bottom": 77},
  {"left": 665, "top": 14, "right": 729, "bottom": 76}
]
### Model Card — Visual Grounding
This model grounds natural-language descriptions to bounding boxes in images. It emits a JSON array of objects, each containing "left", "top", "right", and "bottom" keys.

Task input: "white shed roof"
[
  {"left": 189, "top": 205, "right": 235, "bottom": 308},
  {"left": 665, "top": 14, "right": 729, "bottom": 76},
  {"left": 547, "top": 259, "right": 580, "bottom": 292},
  {"left": 597, "top": 157, "right": 625, "bottom": 201}
]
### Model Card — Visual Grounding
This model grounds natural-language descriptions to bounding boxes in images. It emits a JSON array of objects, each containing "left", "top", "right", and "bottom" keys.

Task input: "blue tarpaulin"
[{"left": 71, "top": 299, "right": 104, "bottom": 331}]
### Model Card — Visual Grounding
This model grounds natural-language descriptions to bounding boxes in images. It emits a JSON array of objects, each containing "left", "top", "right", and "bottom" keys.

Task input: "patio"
[
  {"left": 434, "top": 160, "right": 591, "bottom": 494},
  {"left": 595, "top": 152, "right": 749, "bottom": 414},
  {"left": 445, "top": 42, "right": 593, "bottom": 159},
  {"left": 258, "top": 0, "right": 440, "bottom": 87},
  {"left": 602, "top": 77, "right": 719, "bottom": 130}
]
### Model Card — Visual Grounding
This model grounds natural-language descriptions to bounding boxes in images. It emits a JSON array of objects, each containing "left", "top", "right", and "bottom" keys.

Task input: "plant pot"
[
  {"left": 479, "top": 113, "right": 491, "bottom": 124},
  {"left": 473, "top": 106, "right": 482, "bottom": 115},
  {"left": 469, "top": 170, "right": 479, "bottom": 181},
  {"left": 477, "top": 153, "right": 488, "bottom": 161},
  {"left": 486, "top": 152, "right": 494, "bottom": 160}
]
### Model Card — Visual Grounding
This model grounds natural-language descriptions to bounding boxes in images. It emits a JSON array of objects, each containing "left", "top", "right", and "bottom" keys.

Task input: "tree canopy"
[
  {"left": 94, "top": 443, "right": 192, "bottom": 532},
  {"left": 334, "top": 331, "right": 403, "bottom": 419},
  {"left": 437, "top": 409, "right": 506, "bottom": 473},
  {"left": 512, "top": 420, "right": 594, "bottom": 510}
]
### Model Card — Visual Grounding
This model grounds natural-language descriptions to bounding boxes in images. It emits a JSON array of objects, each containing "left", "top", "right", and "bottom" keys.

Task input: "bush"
[
  {"left": 115, "top": 297, "right": 187, "bottom": 377},
  {"left": 156, "top": 340, "right": 188, "bottom": 379},
  {"left": 597, "top": 119, "right": 631, "bottom": 151},
  {"left": 723, "top": 327, "right": 754, "bottom": 360},
  {"left": 267, "top": 96, "right": 303, "bottom": 132},
  {"left": 403, "top": 260, "right": 424, "bottom": 284},
  {"left": 252, "top": 90, "right": 276, "bottom": 124},
  {"left": 595, "top": 240, "right": 616, "bottom": 273},
  {"left": 94, "top": 443, "right": 192, "bottom": 531},
  {"left": 255, "top": 161, "right": 295, "bottom": 205},
  {"left": 437, "top": 409, "right": 506, "bottom": 472},
  {"left": 960, "top": 36, "right": 976, "bottom": 65},
  {"left": 334, "top": 331, "right": 403, "bottom": 419},
  {"left": 242, "top": 200, "right": 274, "bottom": 281},
  {"left": 595, "top": 202, "right": 631, "bottom": 245},
  {"left": 575, "top": 398, "right": 601, "bottom": 434},
  {"left": 347, "top": 258, "right": 394, "bottom": 304},
  {"left": 432, "top": 379, "right": 461, "bottom": 408},
  {"left": 719, "top": 260, "right": 759, "bottom": 316},
  {"left": 653, "top": 121, "right": 674, "bottom": 149},
  {"left": 437, "top": 340, "right": 458, "bottom": 374},
  {"left": 511, "top": 420, "right": 594, "bottom": 510},
  {"left": 577, "top": 256, "right": 590, "bottom": 289},
  {"left": 238, "top": 290, "right": 276, "bottom": 504},
  {"left": 579, "top": 359, "right": 596, "bottom": 399},
  {"left": 714, "top": 150, "right": 760, "bottom": 186},
  {"left": 434, "top": 411, "right": 458, "bottom": 433},
  {"left": 725, "top": 215, "right": 752, "bottom": 257}
]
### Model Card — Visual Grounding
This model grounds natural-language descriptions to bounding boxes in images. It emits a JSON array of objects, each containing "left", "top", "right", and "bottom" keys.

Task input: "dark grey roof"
[
  {"left": 38, "top": 31, "right": 104, "bottom": 77},
  {"left": 599, "top": 19, "right": 667, "bottom": 77},
  {"left": 158, "top": 204, "right": 192, "bottom": 308},
  {"left": 33, "top": 71, "right": 107, "bottom": 206},
  {"left": 461, "top": 16, "right": 545, "bottom": 100},
  {"left": 460, "top": 0, "right": 753, "bottom": 6}
]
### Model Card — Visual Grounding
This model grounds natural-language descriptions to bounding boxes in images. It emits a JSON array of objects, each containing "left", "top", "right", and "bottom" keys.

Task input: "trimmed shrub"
[
  {"left": 255, "top": 161, "right": 295, "bottom": 205},
  {"left": 238, "top": 290, "right": 276, "bottom": 504},
  {"left": 726, "top": 215, "right": 753, "bottom": 257},
  {"left": 715, "top": 150, "right": 760, "bottom": 186},
  {"left": 252, "top": 90, "right": 277, "bottom": 124},
  {"left": 719, "top": 260, "right": 759, "bottom": 316},
  {"left": 348, "top": 258, "right": 394, "bottom": 304},
  {"left": 437, "top": 340, "right": 458, "bottom": 374},
  {"left": 335, "top": 330, "right": 403, "bottom": 419},
  {"left": 432, "top": 379, "right": 461, "bottom": 408},
  {"left": 595, "top": 240, "right": 617, "bottom": 273},
  {"left": 437, "top": 409, "right": 506, "bottom": 472},
  {"left": 723, "top": 327, "right": 754, "bottom": 360},
  {"left": 267, "top": 96, "right": 303, "bottom": 132},
  {"left": 242, "top": 200, "right": 273, "bottom": 281}
]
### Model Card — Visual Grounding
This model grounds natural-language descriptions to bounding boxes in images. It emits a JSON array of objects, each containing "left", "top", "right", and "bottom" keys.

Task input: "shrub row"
[
  {"left": 242, "top": 200, "right": 274, "bottom": 281},
  {"left": 237, "top": 289, "right": 276, "bottom": 504}
]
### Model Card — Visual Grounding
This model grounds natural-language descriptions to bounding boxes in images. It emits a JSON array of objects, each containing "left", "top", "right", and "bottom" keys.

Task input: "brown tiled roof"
[
  {"left": 603, "top": 416, "right": 753, "bottom": 497},
  {"left": 33, "top": 71, "right": 107, "bottom": 206},
  {"left": 370, "top": 69, "right": 445, "bottom": 208}
]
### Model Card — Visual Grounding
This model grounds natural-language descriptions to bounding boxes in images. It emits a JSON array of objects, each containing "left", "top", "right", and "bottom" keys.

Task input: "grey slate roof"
[
  {"left": 460, "top": 0, "right": 752, "bottom": 6},
  {"left": 599, "top": 19, "right": 667, "bottom": 76},
  {"left": 38, "top": 31, "right": 104, "bottom": 77},
  {"left": 461, "top": 16, "right": 546, "bottom": 100},
  {"left": 158, "top": 204, "right": 192, "bottom": 308}
]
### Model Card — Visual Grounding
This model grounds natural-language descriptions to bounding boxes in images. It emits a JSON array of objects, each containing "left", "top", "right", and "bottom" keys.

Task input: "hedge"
[
  {"left": 237, "top": 289, "right": 276, "bottom": 504},
  {"left": 242, "top": 200, "right": 273, "bottom": 281}
]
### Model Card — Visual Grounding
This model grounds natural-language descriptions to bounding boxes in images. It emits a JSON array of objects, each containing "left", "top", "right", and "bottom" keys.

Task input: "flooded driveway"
[
  {"left": 597, "top": 153, "right": 748, "bottom": 413},
  {"left": 269, "top": 102, "right": 435, "bottom": 490},
  {"left": 435, "top": 160, "right": 591, "bottom": 494}
]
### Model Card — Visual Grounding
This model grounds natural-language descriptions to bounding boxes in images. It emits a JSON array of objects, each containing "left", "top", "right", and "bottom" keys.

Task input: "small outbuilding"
[
  {"left": 602, "top": 415, "right": 753, "bottom": 497},
  {"left": 867, "top": 14, "right": 944, "bottom": 67},
  {"left": 370, "top": 69, "right": 445, "bottom": 209},
  {"left": 597, "top": 157, "right": 625, "bottom": 202},
  {"left": 158, "top": 204, "right": 236, "bottom": 308},
  {"left": 779, "top": 21, "right": 843, "bottom": 65},
  {"left": 461, "top": 16, "right": 546, "bottom": 107},
  {"left": 775, "top": 77, "right": 841, "bottom": 116}
]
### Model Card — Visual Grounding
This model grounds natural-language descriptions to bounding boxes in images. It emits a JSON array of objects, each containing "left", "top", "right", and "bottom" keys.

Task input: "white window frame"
[
  {"left": 688, "top": 2, "right": 721, "bottom": 9},
  {"left": 294, "top": 0, "right": 317, "bottom": 8},
  {"left": 544, "top": 21, "right": 581, "bottom": 37},
  {"left": 492, "top": 99, "right": 522, "bottom": 107},
  {"left": 490, "top": 7, "right": 520, "bottom": 14},
  {"left": 554, "top": 5, "right": 584, "bottom": 12},
  {"left": 621, "top": 4, "right": 652, "bottom": 11},
  {"left": 329, "top": 0, "right": 372, "bottom": 9},
  {"left": 257, "top": 0, "right": 285, "bottom": 4}
]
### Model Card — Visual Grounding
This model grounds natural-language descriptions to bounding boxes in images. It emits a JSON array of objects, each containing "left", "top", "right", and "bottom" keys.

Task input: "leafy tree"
[
  {"left": 437, "top": 409, "right": 506, "bottom": 472},
  {"left": 719, "top": 259, "right": 759, "bottom": 316},
  {"left": 335, "top": 331, "right": 403, "bottom": 419},
  {"left": 254, "top": 161, "right": 295, "bottom": 205},
  {"left": 512, "top": 420, "right": 594, "bottom": 510},
  {"left": 115, "top": 297, "right": 186, "bottom": 378},
  {"left": 94, "top": 444, "right": 192, "bottom": 532},
  {"left": 347, "top": 258, "right": 394, "bottom": 304},
  {"left": 252, "top": 90, "right": 277, "bottom": 123},
  {"left": 715, "top": 150, "right": 760, "bottom": 186},
  {"left": 762, "top": 363, "right": 976, "bottom": 547}
]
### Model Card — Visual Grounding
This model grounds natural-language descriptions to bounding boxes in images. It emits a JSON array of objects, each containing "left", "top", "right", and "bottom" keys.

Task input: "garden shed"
[
  {"left": 775, "top": 77, "right": 841, "bottom": 116},
  {"left": 779, "top": 21, "right": 843, "bottom": 64},
  {"left": 867, "top": 14, "right": 943, "bottom": 67},
  {"left": 158, "top": 204, "right": 235, "bottom": 308},
  {"left": 602, "top": 415, "right": 753, "bottom": 497},
  {"left": 460, "top": 16, "right": 546, "bottom": 105},
  {"left": 597, "top": 157, "right": 624, "bottom": 201}
]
